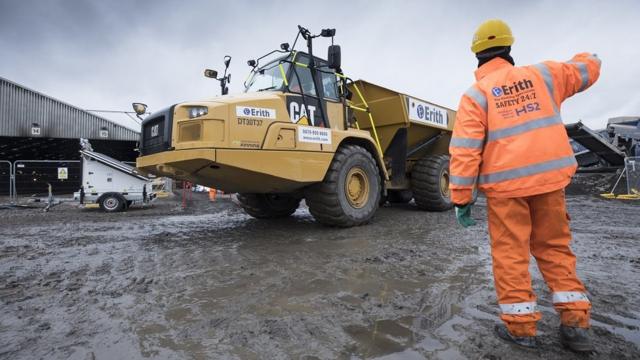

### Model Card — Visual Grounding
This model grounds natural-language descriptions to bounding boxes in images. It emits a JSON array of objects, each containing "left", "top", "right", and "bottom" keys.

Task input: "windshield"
[{"left": 244, "top": 61, "right": 289, "bottom": 92}]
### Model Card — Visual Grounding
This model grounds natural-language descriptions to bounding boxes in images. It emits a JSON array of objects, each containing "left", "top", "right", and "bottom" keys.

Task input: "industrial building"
[{"left": 0, "top": 77, "right": 139, "bottom": 196}]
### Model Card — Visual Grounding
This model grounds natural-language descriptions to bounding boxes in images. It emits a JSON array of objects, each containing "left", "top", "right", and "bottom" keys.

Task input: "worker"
[{"left": 449, "top": 19, "right": 601, "bottom": 351}]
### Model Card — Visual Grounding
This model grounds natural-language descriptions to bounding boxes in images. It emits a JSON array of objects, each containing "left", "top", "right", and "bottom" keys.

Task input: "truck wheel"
[
  {"left": 237, "top": 193, "right": 300, "bottom": 219},
  {"left": 305, "top": 145, "right": 381, "bottom": 227},
  {"left": 411, "top": 154, "right": 453, "bottom": 211},
  {"left": 99, "top": 193, "right": 126, "bottom": 213},
  {"left": 387, "top": 190, "right": 413, "bottom": 204}
]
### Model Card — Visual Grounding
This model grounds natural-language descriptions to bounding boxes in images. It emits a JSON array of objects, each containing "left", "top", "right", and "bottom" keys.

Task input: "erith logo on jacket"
[{"left": 492, "top": 79, "right": 534, "bottom": 97}]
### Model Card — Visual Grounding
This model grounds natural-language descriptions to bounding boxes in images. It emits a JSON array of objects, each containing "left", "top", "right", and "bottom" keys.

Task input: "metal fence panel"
[
  {"left": 0, "top": 161, "right": 10, "bottom": 197},
  {"left": 13, "top": 160, "right": 80, "bottom": 197},
  {"left": 626, "top": 157, "right": 640, "bottom": 195}
]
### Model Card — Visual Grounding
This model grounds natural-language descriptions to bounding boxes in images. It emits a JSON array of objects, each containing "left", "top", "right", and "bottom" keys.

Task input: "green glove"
[{"left": 455, "top": 204, "right": 476, "bottom": 227}]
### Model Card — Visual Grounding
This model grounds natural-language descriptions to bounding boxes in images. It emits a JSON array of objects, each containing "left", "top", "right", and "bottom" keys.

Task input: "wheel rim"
[
  {"left": 104, "top": 197, "right": 119, "bottom": 210},
  {"left": 440, "top": 168, "right": 450, "bottom": 197},
  {"left": 345, "top": 167, "right": 370, "bottom": 208}
]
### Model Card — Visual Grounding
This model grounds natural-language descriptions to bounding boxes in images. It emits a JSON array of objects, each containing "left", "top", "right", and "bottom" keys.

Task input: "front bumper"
[{"left": 136, "top": 148, "right": 333, "bottom": 193}]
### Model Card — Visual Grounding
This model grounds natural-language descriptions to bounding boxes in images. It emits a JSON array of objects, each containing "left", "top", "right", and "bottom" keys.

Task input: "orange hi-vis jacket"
[{"left": 449, "top": 53, "right": 601, "bottom": 204}]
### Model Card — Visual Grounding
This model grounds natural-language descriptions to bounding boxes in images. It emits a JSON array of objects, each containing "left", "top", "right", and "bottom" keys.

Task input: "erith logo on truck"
[
  {"left": 406, "top": 96, "right": 449, "bottom": 129},
  {"left": 236, "top": 106, "right": 276, "bottom": 119}
]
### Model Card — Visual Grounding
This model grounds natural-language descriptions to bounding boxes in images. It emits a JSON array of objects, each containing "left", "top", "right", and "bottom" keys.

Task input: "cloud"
[{"left": 1, "top": 0, "right": 638, "bottom": 130}]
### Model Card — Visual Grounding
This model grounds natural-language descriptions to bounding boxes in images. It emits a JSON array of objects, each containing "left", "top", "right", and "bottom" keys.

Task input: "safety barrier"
[
  {"left": 13, "top": 160, "right": 81, "bottom": 198},
  {"left": 626, "top": 157, "right": 639, "bottom": 196},
  {"left": 0, "top": 160, "right": 11, "bottom": 198}
]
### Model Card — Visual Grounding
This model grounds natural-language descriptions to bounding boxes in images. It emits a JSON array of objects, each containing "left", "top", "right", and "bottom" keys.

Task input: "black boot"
[
  {"left": 494, "top": 324, "right": 537, "bottom": 348},
  {"left": 560, "top": 325, "right": 594, "bottom": 353}
]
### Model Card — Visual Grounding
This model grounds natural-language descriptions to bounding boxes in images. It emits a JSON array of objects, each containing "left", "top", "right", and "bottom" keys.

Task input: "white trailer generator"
[{"left": 73, "top": 149, "right": 156, "bottom": 212}]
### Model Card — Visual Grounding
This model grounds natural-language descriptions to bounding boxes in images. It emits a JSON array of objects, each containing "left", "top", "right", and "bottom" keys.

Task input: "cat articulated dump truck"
[{"left": 136, "top": 26, "right": 456, "bottom": 227}]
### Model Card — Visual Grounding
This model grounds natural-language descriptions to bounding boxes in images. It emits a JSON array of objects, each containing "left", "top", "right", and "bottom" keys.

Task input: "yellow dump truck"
[{"left": 136, "top": 26, "right": 457, "bottom": 227}]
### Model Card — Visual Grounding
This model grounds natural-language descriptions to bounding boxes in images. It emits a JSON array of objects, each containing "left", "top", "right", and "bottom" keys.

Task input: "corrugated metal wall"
[{"left": 0, "top": 77, "right": 139, "bottom": 141}]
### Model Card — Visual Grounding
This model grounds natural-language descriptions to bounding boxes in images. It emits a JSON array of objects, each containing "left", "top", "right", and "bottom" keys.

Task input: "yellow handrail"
[{"left": 350, "top": 81, "right": 383, "bottom": 155}]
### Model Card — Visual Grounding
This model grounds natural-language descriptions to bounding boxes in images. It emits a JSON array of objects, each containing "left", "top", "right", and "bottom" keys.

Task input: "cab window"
[
  {"left": 288, "top": 65, "right": 317, "bottom": 97},
  {"left": 321, "top": 71, "right": 339, "bottom": 100}
]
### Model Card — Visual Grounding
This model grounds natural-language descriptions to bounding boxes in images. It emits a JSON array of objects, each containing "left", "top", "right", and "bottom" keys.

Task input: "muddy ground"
[{"left": 0, "top": 180, "right": 639, "bottom": 359}]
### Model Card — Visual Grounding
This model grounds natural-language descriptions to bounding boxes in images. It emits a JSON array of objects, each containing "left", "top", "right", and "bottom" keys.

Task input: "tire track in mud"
[{"left": 0, "top": 194, "right": 638, "bottom": 359}]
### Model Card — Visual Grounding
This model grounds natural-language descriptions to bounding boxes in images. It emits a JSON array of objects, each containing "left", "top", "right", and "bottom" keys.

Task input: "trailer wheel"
[
  {"left": 387, "top": 190, "right": 413, "bottom": 204},
  {"left": 237, "top": 193, "right": 301, "bottom": 219},
  {"left": 411, "top": 154, "right": 453, "bottom": 211},
  {"left": 304, "top": 145, "right": 381, "bottom": 227},
  {"left": 99, "top": 193, "right": 126, "bottom": 213}
]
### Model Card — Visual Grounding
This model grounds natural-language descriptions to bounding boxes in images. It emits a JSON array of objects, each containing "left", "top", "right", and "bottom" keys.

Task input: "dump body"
[
  {"left": 347, "top": 80, "right": 455, "bottom": 188},
  {"left": 350, "top": 80, "right": 454, "bottom": 158}
]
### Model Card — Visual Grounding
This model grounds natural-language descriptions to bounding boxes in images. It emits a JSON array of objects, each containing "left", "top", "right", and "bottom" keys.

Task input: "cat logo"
[
  {"left": 289, "top": 102, "right": 316, "bottom": 125},
  {"left": 151, "top": 124, "right": 159, "bottom": 137},
  {"left": 287, "top": 95, "right": 321, "bottom": 126}
]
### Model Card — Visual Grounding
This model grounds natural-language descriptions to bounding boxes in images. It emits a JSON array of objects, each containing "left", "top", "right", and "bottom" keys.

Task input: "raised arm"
[{"left": 540, "top": 53, "right": 601, "bottom": 105}]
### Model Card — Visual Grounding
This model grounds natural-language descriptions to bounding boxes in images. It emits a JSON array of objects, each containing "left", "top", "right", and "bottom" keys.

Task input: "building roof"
[{"left": 0, "top": 77, "right": 139, "bottom": 141}]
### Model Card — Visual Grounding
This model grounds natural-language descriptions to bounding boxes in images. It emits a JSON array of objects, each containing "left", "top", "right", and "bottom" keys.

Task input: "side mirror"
[
  {"left": 280, "top": 43, "right": 290, "bottom": 51},
  {"left": 247, "top": 59, "right": 256, "bottom": 67},
  {"left": 223, "top": 55, "right": 231, "bottom": 68},
  {"left": 321, "top": 28, "right": 336, "bottom": 37},
  {"left": 328, "top": 45, "right": 341, "bottom": 70},
  {"left": 132, "top": 103, "right": 148, "bottom": 115},
  {"left": 204, "top": 69, "right": 218, "bottom": 79}
]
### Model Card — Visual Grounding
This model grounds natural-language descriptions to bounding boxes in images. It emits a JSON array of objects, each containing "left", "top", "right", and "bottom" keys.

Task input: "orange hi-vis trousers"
[{"left": 487, "top": 189, "right": 591, "bottom": 337}]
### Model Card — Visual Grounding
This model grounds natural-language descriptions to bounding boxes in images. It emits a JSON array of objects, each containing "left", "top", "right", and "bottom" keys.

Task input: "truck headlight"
[{"left": 188, "top": 106, "right": 208, "bottom": 119}]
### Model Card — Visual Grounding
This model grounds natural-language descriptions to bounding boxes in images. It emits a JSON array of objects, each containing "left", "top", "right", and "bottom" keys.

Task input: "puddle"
[{"left": 344, "top": 321, "right": 413, "bottom": 358}]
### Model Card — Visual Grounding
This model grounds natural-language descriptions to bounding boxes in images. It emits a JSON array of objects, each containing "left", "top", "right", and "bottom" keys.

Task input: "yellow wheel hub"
[
  {"left": 440, "top": 169, "right": 450, "bottom": 197},
  {"left": 345, "top": 167, "right": 370, "bottom": 208}
]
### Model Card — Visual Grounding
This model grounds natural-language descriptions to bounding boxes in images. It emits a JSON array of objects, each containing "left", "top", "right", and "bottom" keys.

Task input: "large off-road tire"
[
  {"left": 236, "top": 193, "right": 300, "bottom": 219},
  {"left": 411, "top": 154, "right": 453, "bottom": 211},
  {"left": 304, "top": 145, "right": 381, "bottom": 227},
  {"left": 99, "top": 192, "right": 126, "bottom": 213},
  {"left": 387, "top": 189, "right": 413, "bottom": 204}
]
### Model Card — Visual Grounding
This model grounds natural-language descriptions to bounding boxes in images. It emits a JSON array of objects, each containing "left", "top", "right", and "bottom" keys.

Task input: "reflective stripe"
[
  {"left": 450, "top": 137, "right": 484, "bottom": 149},
  {"left": 553, "top": 291, "right": 590, "bottom": 303},
  {"left": 487, "top": 114, "right": 563, "bottom": 142},
  {"left": 465, "top": 86, "right": 487, "bottom": 112},
  {"left": 479, "top": 156, "right": 577, "bottom": 184},
  {"left": 500, "top": 302, "right": 537, "bottom": 315},
  {"left": 533, "top": 63, "right": 559, "bottom": 113},
  {"left": 533, "top": 63, "right": 555, "bottom": 97},
  {"left": 450, "top": 174, "right": 476, "bottom": 186},
  {"left": 568, "top": 61, "right": 589, "bottom": 92}
]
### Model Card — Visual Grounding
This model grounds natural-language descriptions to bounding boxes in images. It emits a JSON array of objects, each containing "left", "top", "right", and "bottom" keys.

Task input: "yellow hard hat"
[{"left": 471, "top": 19, "right": 514, "bottom": 53}]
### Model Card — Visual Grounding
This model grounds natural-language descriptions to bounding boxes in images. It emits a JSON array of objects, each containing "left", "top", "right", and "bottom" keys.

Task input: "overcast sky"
[{"left": 1, "top": 0, "right": 638, "bottom": 131}]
